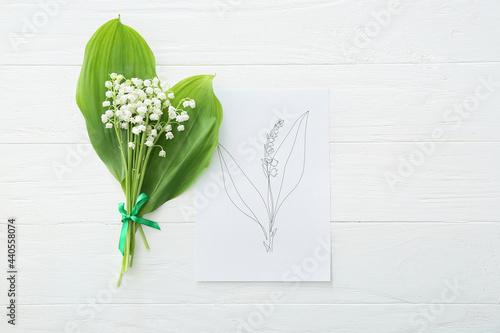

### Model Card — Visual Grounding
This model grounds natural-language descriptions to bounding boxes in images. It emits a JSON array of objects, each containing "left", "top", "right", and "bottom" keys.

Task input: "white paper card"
[{"left": 195, "top": 89, "right": 331, "bottom": 281}]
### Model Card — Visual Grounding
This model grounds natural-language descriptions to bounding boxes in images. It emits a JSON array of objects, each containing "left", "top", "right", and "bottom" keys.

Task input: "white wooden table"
[{"left": 1, "top": 1, "right": 500, "bottom": 332}]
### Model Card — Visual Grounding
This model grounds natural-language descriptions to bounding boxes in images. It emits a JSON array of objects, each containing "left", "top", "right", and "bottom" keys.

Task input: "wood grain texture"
[
  {"left": 0, "top": 223, "right": 498, "bottom": 306},
  {"left": 1, "top": 0, "right": 500, "bottom": 332},
  {"left": 2, "top": 64, "right": 500, "bottom": 144},
  {"left": 1, "top": 304, "right": 499, "bottom": 333},
  {"left": 2, "top": 0, "right": 500, "bottom": 65},
  {"left": 1, "top": 143, "right": 499, "bottom": 224}
]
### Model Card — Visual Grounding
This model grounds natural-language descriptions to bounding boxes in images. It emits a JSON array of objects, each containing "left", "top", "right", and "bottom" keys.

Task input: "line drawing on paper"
[{"left": 217, "top": 111, "right": 309, "bottom": 252}]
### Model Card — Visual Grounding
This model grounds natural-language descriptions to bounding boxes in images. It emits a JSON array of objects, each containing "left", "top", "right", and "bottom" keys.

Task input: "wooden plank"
[
  {"left": 1, "top": 304, "right": 499, "bottom": 333},
  {"left": 1, "top": 142, "right": 499, "bottom": 224},
  {"left": 2, "top": 64, "right": 500, "bottom": 144},
  {"left": 331, "top": 142, "right": 500, "bottom": 222},
  {"left": 2, "top": 0, "right": 500, "bottom": 65},
  {"left": 1, "top": 222, "right": 499, "bottom": 305}
]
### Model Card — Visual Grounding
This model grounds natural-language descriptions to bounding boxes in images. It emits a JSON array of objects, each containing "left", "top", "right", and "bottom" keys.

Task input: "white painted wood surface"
[{"left": 1, "top": 0, "right": 500, "bottom": 332}]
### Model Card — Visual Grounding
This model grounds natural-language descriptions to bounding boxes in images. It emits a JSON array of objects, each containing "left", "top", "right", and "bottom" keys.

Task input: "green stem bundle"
[
  {"left": 115, "top": 98, "right": 191, "bottom": 287},
  {"left": 116, "top": 123, "right": 154, "bottom": 286}
]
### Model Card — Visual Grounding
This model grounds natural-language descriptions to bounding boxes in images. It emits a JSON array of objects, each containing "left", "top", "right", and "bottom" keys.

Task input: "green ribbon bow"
[{"left": 118, "top": 193, "right": 160, "bottom": 255}]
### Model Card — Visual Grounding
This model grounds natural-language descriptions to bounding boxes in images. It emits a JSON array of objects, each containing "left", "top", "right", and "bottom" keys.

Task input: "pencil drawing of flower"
[{"left": 218, "top": 112, "right": 309, "bottom": 252}]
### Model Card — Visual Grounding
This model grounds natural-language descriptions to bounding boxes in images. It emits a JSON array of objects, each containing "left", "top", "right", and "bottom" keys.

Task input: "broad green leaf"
[
  {"left": 138, "top": 75, "right": 223, "bottom": 214},
  {"left": 76, "top": 19, "right": 222, "bottom": 215},
  {"left": 76, "top": 18, "right": 156, "bottom": 181}
]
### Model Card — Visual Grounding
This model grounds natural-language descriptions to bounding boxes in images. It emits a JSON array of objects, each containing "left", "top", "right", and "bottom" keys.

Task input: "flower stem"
[
  {"left": 138, "top": 225, "right": 150, "bottom": 249},
  {"left": 116, "top": 271, "right": 123, "bottom": 287},
  {"left": 117, "top": 126, "right": 134, "bottom": 286}
]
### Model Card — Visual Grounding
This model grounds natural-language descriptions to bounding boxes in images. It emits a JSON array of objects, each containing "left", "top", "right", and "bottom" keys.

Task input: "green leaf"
[
  {"left": 77, "top": 19, "right": 222, "bottom": 215},
  {"left": 138, "top": 75, "right": 223, "bottom": 214},
  {"left": 76, "top": 17, "right": 157, "bottom": 182}
]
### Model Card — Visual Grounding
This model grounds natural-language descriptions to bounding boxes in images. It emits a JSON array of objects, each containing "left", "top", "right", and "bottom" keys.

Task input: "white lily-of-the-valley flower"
[{"left": 101, "top": 73, "right": 195, "bottom": 157}]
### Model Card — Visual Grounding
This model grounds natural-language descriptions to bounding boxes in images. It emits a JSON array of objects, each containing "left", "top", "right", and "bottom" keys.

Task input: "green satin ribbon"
[{"left": 118, "top": 193, "right": 160, "bottom": 255}]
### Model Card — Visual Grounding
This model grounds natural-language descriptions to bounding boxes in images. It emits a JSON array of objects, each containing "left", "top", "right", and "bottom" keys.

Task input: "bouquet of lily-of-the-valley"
[{"left": 75, "top": 16, "right": 223, "bottom": 286}]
